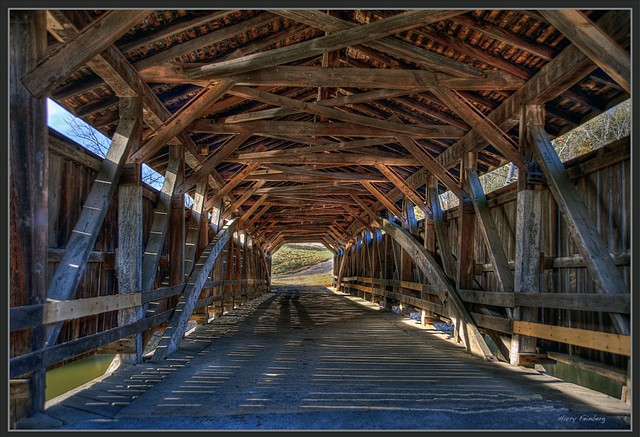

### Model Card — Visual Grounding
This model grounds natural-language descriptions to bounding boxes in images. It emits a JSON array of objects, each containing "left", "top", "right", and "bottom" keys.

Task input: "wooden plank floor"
[{"left": 42, "top": 286, "right": 630, "bottom": 430}]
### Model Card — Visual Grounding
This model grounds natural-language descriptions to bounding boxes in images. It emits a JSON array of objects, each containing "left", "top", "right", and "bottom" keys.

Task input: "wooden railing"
[
  {"left": 339, "top": 276, "right": 630, "bottom": 357},
  {"left": 9, "top": 278, "right": 268, "bottom": 378}
]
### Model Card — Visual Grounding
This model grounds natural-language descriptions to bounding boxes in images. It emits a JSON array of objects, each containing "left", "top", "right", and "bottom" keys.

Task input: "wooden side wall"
[
  {"left": 10, "top": 130, "right": 161, "bottom": 362},
  {"left": 340, "top": 136, "right": 630, "bottom": 370},
  {"left": 444, "top": 139, "right": 630, "bottom": 367}
]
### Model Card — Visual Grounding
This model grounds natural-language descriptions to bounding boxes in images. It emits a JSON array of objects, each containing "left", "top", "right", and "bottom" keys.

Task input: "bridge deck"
[{"left": 40, "top": 286, "right": 630, "bottom": 430}]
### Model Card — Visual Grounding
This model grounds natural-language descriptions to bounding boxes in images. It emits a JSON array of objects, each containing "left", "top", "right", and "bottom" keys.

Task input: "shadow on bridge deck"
[{"left": 33, "top": 286, "right": 630, "bottom": 431}]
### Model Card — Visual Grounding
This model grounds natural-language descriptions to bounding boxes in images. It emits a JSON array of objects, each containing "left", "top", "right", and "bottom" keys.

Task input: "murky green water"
[
  {"left": 542, "top": 361, "right": 624, "bottom": 399},
  {"left": 45, "top": 354, "right": 115, "bottom": 401}
]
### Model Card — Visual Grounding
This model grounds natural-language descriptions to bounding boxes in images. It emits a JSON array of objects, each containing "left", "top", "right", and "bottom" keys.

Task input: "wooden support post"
[
  {"left": 184, "top": 181, "right": 207, "bottom": 276},
  {"left": 382, "top": 219, "right": 495, "bottom": 360},
  {"left": 10, "top": 10, "right": 48, "bottom": 415},
  {"left": 152, "top": 219, "right": 238, "bottom": 361},
  {"left": 457, "top": 153, "right": 477, "bottom": 291},
  {"left": 46, "top": 97, "right": 142, "bottom": 348},
  {"left": 117, "top": 158, "right": 144, "bottom": 364},
  {"left": 423, "top": 179, "right": 437, "bottom": 256},
  {"left": 510, "top": 106, "right": 545, "bottom": 365},
  {"left": 527, "top": 105, "right": 630, "bottom": 336},
  {"left": 168, "top": 146, "right": 185, "bottom": 304}
]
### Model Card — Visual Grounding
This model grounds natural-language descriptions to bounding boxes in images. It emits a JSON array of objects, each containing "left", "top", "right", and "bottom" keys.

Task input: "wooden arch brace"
[
  {"left": 381, "top": 219, "right": 496, "bottom": 361},
  {"left": 152, "top": 218, "right": 238, "bottom": 361}
]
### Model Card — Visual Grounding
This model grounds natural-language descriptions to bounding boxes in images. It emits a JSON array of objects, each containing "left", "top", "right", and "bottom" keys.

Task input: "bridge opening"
[{"left": 9, "top": 7, "right": 633, "bottom": 431}]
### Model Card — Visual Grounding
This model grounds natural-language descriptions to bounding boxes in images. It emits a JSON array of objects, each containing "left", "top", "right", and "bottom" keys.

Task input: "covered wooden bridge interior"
[{"left": 8, "top": 6, "right": 634, "bottom": 427}]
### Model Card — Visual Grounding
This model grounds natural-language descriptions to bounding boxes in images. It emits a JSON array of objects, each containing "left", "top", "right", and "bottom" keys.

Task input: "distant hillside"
[{"left": 271, "top": 243, "right": 333, "bottom": 276}]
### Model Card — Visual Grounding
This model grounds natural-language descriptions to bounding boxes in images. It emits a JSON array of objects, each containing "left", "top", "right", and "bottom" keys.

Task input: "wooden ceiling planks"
[{"left": 43, "top": 8, "right": 630, "bottom": 249}]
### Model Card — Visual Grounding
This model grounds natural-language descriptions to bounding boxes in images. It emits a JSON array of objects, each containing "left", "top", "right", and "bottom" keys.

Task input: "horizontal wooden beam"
[
  {"left": 456, "top": 290, "right": 630, "bottom": 314},
  {"left": 546, "top": 351, "right": 627, "bottom": 383},
  {"left": 513, "top": 321, "right": 630, "bottom": 356},
  {"left": 141, "top": 65, "right": 523, "bottom": 90},
  {"left": 229, "top": 86, "right": 455, "bottom": 137},
  {"left": 190, "top": 119, "right": 465, "bottom": 139}
]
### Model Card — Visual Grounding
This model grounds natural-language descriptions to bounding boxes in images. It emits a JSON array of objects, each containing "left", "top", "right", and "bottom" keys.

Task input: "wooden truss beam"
[
  {"left": 236, "top": 138, "right": 393, "bottom": 159},
  {"left": 221, "top": 181, "right": 266, "bottom": 221},
  {"left": 465, "top": 169, "right": 514, "bottom": 294},
  {"left": 430, "top": 87, "right": 524, "bottom": 168},
  {"left": 375, "top": 165, "right": 428, "bottom": 213},
  {"left": 46, "top": 97, "right": 142, "bottom": 348},
  {"left": 152, "top": 219, "right": 238, "bottom": 361},
  {"left": 436, "top": 10, "right": 629, "bottom": 171},
  {"left": 273, "top": 9, "right": 484, "bottom": 78},
  {"left": 184, "top": 10, "right": 469, "bottom": 79},
  {"left": 229, "top": 86, "right": 467, "bottom": 138},
  {"left": 177, "top": 133, "right": 252, "bottom": 194},
  {"left": 395, "top": 134, "right": 467, "bottom": 200},
  {"left": 539, "top": 10, "right": 630, "bottom": 93},
  {"left": 360, "top": 182, "right": 403, "bottom": 219},
  {"left": 51, "top": 11, "right": 238, "bottom": 207},
  {"left": 527, "top": 108, "right": 630, "bottom": 336},
  {"left": 184, "top": 181, "right": 207, "bottom": 277},
  {"left": 141, "top": 158, "right": 181, "bottom": 292},
  {"left": 22, "top": 10, "right": 151, "bottom": 97},
  {"left": 204, "top": 163, "right": 261, "bottom": 210},
  {"left": 147, "top": 64, "right": 524, "bottom": 90},
  {"left": 191, "top": 119, "right": 465, "bottom": 139},
  {"left": 129, "top": 79, "right": 236, "bottom": 164}
]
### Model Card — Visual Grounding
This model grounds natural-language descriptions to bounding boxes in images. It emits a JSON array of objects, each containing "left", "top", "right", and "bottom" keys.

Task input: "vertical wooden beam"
[
  {"left": 46, "top": 97, "right": 142, "bottom": 348},
  {"left": 527, "top": 105, "right": 630, "bottom": 336},
  {"left": 184, "top": 181, "right": 207, "bottom": 276},
  {"left": 168, "top": 146, "right": 185, "bottom": 303},
  {"left": 152, "top": 219, "right": 238, "bottom": 361},
  {"left": 117, "top": 160, "right": 143, "bottom": 364},
  {"left": 10, "top": 10, "right": 48, "bottom": 414},
  {"left": 456, "top": 152, "right": 477, "bottom": 291},
  {"left": 423, "top": 177, "right": 437, "bottom": 256},
  {"left": 510, "top": 105, "right": 545, "bottom": 364},
  {"left": 336, "top": 241, "right": 353, "bottom": 291}
]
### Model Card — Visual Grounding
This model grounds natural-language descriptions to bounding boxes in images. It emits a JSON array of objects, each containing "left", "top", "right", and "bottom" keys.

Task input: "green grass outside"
[{"left": 271, "top": 244, "right": 332, "bottom": 276}]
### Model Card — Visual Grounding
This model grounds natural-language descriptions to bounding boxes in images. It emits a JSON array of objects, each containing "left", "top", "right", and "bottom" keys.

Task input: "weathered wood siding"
[
  {"left": 443, "top": 138, "right": 630, "bottom": 367},
  {"left": 10, "top": 129, "right": 162, "bottom": 363}
]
